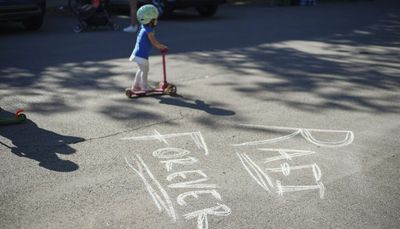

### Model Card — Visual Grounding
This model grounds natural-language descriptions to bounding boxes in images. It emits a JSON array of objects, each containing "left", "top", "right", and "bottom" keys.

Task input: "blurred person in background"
[{"left": 124, "top": 0, "right": 138, "bottom": 32}]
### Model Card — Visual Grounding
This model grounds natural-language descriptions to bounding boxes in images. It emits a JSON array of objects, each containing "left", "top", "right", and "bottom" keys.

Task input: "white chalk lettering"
[
  {"left": 183, "top": 203, "right": 231, "bottom": 229},
  {"left": 125, "top": 155, "right": 177, "bottom": 221},
  {"left": 265, "top": 163, "right": 322, "bottom": 181},
  {"left": 236, "top": 152, "right": 273, "bottom": 193},
  {"left": 124, "top": 130, "right": 230, "bottom": 228},
  {"left": 259, "top": 149, "right": 316, "bottom": 164},
  {"left": 238, "top": 148, "right": 325, "bottom": 198},
  {"left": 234, "top": 124, "right": 354, "bottom": 147},
  {"left": 276, "top": 180, "right": 325, "bottom": 199},
  {"left": 153, "top": 147, "right": 190, "bottom": 159},
  {"left": 169, "top": 178, "right": 217, "bottom": 189},
  {"left": 177, "top": 190, "right": 222, "bottom": 206},
  {"left": 167, "top": 170, "right": 208, "bottom": 182},
  {"left": 161, "top": 157, "right": 199, "bottom": 172},
  {"left": 122, "top": 130, "right": 209, "bottom": 155}
]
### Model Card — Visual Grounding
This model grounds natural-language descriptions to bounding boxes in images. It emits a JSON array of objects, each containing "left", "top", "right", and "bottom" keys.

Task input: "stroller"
[{"left": 72, "top": 0, "right": 118, "bottom": 33}]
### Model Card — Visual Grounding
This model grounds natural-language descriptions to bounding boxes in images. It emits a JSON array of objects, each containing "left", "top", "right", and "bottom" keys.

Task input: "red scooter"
[
  {"left": 0, "top": 108, "right": 27, "bottom": 126},
  {"left": 125, "top": 48, "right": 177, "bottom": 98}
]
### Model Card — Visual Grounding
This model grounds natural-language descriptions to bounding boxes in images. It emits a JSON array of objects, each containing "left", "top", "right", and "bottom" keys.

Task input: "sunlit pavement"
[{"left": 1, "top": 1, "right": 399, "bottom": 228}]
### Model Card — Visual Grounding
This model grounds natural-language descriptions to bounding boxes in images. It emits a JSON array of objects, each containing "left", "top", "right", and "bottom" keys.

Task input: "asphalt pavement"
[{"left": 1, "top": 0, "right": 400, "bottom": 228}]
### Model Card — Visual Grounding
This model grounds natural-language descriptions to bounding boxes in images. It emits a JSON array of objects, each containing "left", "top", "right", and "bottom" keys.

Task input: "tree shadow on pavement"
[
  {"left": 178, "top": 10, "right": 400, "bottom": 114},
  {"left": 0, "top": 110, "right": 84, "bottom": 172},
  {"left": 0, "top": 61, "right": 124, "bottom": 115},
  {"left": 0, "top": 0, "right": 399, "bottom": 120}
]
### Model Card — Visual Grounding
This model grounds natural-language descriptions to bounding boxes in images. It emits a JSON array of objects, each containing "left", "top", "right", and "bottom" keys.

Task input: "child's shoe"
[
  {"left": 123, "top": 25, "right": 138, "bottom": 33},
  {"left": 131, "top": 86, "right": 143, "bottom": 92}
]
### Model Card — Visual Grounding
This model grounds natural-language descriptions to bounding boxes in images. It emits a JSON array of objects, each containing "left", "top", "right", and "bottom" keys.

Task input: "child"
[{"left": 129, "top": 4, "right": 167, "bottom": 92}]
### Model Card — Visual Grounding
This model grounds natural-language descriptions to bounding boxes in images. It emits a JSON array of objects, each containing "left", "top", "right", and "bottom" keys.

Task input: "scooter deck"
[
  {"left": 125, "top": 88, "right": 166, "bottom": 98},
  {"left": 0, "top": 114, "right": 27, "bottom": 126},
  {"left": 126, "top": 50, "right": 177, "bottom": 99},
  {"left": 125, "top": 84, "right": 177, "bottom": 98}
]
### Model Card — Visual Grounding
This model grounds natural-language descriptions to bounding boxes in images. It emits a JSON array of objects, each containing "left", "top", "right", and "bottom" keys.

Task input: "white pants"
[{"left": 130, "top": 56, "right": 149, "bottom": 90}]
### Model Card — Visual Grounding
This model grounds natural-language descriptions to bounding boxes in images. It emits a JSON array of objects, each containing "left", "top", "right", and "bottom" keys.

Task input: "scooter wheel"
[
  {"left": 112, "top": 23, "right": 119, "bottom": 31},
  {"left": 109, "top": 21, "right": 119, "bottom": 31},
  {"left": 169, "top": 85, "right": 177, "bottom": 95},
  {"left": 164, "top": 85, "right": 176, "bottom": 95},
  {"left": 73, "top": 24, "right": 83, "bottom": 33},
  {"left": 164, "top": 85, "right": 171, "bottom": 94},
  {"left": 17, "top": 114, "right": 27, "bottom": 122},
  {"left": 125, "top": 89, "right": 133, "bottom": 98}
]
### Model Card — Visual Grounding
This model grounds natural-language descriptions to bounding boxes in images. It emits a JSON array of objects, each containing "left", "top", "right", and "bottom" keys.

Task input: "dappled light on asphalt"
[
  {"left": 1, "top": 0, "right": 399, "bottom": 122},
  {"left": 178, "top": 14, "right": 400, "bottom": 114},
  {"left": 1, "top": 1, "right": 400, "bottom": 228}
]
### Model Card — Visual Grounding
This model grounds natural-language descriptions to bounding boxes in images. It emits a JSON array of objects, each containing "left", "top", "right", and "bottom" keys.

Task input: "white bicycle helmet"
[{"left": 137, "top": 4, "right": 159, "bottom": 25}]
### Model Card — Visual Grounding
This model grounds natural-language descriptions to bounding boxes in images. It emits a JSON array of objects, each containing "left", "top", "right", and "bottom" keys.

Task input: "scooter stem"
[{"left": 161, "top": 49, "right": 167, "bottom": 83}]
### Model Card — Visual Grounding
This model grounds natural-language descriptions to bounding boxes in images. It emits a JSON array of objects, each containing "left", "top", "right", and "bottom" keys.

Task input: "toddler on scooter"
[{"left": 129, "top": 4, "right": 167, "bottom": 92}]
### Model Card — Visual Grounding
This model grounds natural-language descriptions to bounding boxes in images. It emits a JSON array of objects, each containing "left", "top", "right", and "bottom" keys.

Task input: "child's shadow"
[
  {"left": 156, "top": 96, "right": 235, "bottom": 116},
  {"left": 0, "top": 110, "right": 84, "bottom": 172}
]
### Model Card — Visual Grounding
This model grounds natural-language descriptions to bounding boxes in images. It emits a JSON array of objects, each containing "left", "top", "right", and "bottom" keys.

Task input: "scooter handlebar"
[{"left": 161, "top": 48, "right": 168, "bottom": 54}]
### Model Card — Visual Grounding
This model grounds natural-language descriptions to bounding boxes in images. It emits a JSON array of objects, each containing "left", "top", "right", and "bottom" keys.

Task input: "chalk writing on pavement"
[
  {"left": 234, "top": 124, "right": 354, "bottom": 199},
  {"left": 122, "top": 130, "right": 231, "bottom": 229}
]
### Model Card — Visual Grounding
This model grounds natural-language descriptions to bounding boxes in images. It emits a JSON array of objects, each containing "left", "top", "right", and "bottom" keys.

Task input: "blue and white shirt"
[{"left": 130, "top": 25, "right": 154, "bottom": 60}]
